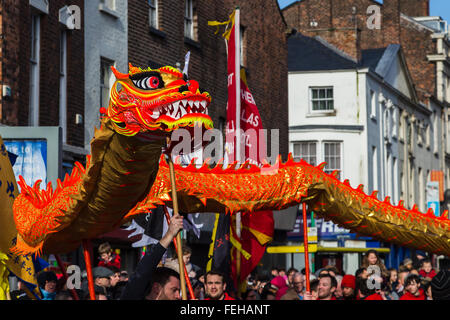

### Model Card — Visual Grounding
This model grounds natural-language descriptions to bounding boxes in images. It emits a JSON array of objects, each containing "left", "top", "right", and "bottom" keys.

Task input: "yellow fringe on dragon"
[{"left": 10, "top": 64, "right": 450, "bottom": 257}]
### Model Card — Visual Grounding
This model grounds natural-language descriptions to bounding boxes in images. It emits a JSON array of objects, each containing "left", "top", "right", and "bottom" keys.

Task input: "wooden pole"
[
  {"left": 163, "top": 207, "right": 195, "bottom": 300},
  {"left": 82, "top": 239, "right": 96, "bottom": 300},
  {"left": 55, "top": 254, "right": 80, "bottom": 300},
  {"left": 302, "top": 203, "right": 310, "bottom": 292},
  {"left": 166, "top": 137, "right": 188, "bottom": 300}
]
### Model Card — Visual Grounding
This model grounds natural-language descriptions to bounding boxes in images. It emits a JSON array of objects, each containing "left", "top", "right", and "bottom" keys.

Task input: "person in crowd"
[
  {"left": 92, "top": 266, "right": 113, "bottom": 293},
  {"left": 361, "top": 249, "right": 389, "bottom": 280},
  {"left": 383, "top": 268, "right": 400, "bottom": 300},
  {"left": 355, "top": 276, "right": 383, "bottom": 300},
  {"left": 419, "top": 259, "right": 437, "bottom": 280},
  {"left": 421, "top": 279, "right": 433, "bottom": 300},
  {"left": 310, "top": 279, "right": 319, "bottom": 300},
  {"left": 10, "top": 280, "right": 31, "bottom": 300},
  {"left": 105, "top": 266, "right": 122, "bottom": 299},
  {"left": 270, "top": 267, "right": 279, "bottom": 279},
  {"left": 192, "top": 278, "right": 205, "bottom": 300},
  {"left": 84, "top": 285, "right": 108, "bottom": 300},
  {"left": 120, "top": 214, "right": 184, "bottom": 300},
  {"left": 37, "top": 270, "right": 58, "bottom": 300},
  {"left": 97, "top": 242, "right": 121, "bottom": 270},
  {"left": 119, "top": 271, "right": 129, "bottom": 282},
  {"left": 286, "top": 267, "right": 298, "bottom": 287},
  {"left": 355, "top": 267, "right": 369, "bottom": 280},
  {"left": 281, "top": 272, "right": 304, "bottom": 300},
  {"left": 341, "top": 274, "right": 356, "bottom": 300},
  {"left": 304, "top": 274, "right": 337, "bottom": 300},
  {"left": 242, "top": 288, "right": 259, "bottom": 300},
  {"left": 260, "top": 282, "right": 277, "bottom": 300},
  {"left": 400, "top": 274, "right": 426, "bottom": 300},
  {"left": 54, "top": 290, "right": 73, "bottom": 300},
  {"left": 144, "top": 267, "right": 181, "bottom": 300},
  {"left": 413, "top": 250, "right": 427, "bottom": 270},
  {"left": 270, "top": 275, "right": 289, "bottom": 300},
  {"left": 164, "top": 244, "right": 199, "bottom": 279},
  {"left": 410, "top": 269, "right": 420, "bottom": 276},
  {"left": 204, "top": 270, "right": 235, "bottom": 300},
  {"left": 388, "top": 268, "right": 398, "bottom": 289},
  {"left": 317, "top": 265, "right": 339, "bottom": 278},
  {"left": 401, "top": 258, "right": 413, "bottom": 272},
  {"left": 430, "top": 269, "right": 450, "bottom": 300},
  {"left": 396, "top": 269, "right": 410, "bottom": 297}
]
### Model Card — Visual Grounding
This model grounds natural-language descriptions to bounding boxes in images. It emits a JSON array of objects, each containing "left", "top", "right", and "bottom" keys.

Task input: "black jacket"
[{"left": 120, "top": 243, "right": 166, "bottom": 300}]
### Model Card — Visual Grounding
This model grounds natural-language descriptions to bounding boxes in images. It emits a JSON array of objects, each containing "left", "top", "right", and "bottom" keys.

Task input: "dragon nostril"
[{"left": 179, "top": 85, "right": 189, "bottom": 93}]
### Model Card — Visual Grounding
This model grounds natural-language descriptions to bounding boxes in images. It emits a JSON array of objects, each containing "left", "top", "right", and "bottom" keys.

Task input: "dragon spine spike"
[
  {"left": 316, "top": 162, "right": 327, "bottom": 171},
  {"left": 343, "top": 179, "right": 350, "bottom": 186},
  {"left": 330, "top": 170, "right": 339, "bottom": 178},
  {"left": 287, "top": 153, "right": 294, "bottom": 162},
  {"left": 425, "top": 208, "right": 435, "bottom": 217},
  {"left": 439, "top": 210, "right": 449, "bottom": 220},
  {"left": 357, "top": 184, "right": 365, "bottom": 192},
  {"left": 383, "top": 197, "right": 391, "bottom": 204},
  {"left": 412, "top": 204, "right": 420, "bottom": 212},
  {"left": 371, "top": 191, "right": 379, "bottom": 198}
]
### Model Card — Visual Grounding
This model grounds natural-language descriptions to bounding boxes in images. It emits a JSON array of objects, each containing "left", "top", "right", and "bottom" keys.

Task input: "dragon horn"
[{"left": 111, "top": 66, "right": 129, "bottom": 80}]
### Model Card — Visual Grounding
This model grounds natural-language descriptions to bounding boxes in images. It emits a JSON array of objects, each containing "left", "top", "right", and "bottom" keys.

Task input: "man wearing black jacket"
[{"left": 120, "top": 214, "right": 184, "bottom": 300}]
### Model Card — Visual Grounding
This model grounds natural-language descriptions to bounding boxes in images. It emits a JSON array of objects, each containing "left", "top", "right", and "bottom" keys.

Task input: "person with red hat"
[{"left": 341, "top": 274, "right": 356, "bottom": 300}]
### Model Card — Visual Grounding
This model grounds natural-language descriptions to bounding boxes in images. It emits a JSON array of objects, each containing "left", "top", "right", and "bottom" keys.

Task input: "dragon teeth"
[
  {"left": 181, "top": 99, "right": 188, "bottom": 107},
  {"left": 188, "top": 100, "right": 194, "bottom": 108},
  {"left": 194, "top": 101, "right": 200, "bottom": 109},
  {"left": 200, "top": 101, "right": 207, "bottom": 109}
]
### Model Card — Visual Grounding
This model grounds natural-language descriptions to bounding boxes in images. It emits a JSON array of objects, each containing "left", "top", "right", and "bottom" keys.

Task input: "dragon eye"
[
  {"left": 147, "top": 76, "right": 160, "bottom": 89},
  {"left": 131, "top": 72, "right": 164, "bottom": 90}
]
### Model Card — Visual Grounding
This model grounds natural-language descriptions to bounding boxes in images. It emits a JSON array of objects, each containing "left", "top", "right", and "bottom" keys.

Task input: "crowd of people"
[{"left": 8, "top": 215, "right": 450, "bottom": 301}]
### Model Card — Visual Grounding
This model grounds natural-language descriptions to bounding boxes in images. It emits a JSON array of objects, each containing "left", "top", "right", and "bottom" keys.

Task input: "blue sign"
[
  {"left": 4, "top": 140, "right": 48, "bottom": 190},
  {"left": 427, "top": 201, "right": 440, "bottom": 217},
  {"left": 287, "top": 213, "right": 373, "bottom": 241}
]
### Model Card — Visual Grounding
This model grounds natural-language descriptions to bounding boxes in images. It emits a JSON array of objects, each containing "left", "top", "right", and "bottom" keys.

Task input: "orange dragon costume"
[{"left": 10, "top": 64, "right": 450, "bottom": 257}]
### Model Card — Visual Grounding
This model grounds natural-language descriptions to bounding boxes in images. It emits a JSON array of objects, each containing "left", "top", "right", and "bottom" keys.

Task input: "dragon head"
[{"left": 106, "top": 63, "right": 213, "bottom": 136}]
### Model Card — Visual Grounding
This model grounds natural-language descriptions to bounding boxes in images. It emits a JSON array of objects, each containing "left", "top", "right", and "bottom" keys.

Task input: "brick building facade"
[
  {"left": 128, "top": 0, "right": 289, "bottom": 159},
  {"left": 0, "top": 0, "right": 84, "bottom": 153},
  {"left": 282, "top": 0, "right": 439, "bottom": 104}
]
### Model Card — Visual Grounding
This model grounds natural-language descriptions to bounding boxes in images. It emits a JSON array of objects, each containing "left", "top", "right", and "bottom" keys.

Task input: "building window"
[
  {"left": 29, "top": 14, "right": 41, "bottom": 126},
  {"left": 433, "top": 112, "right": 439, "bottom": 154},
  {"left": 59, "top": 31, "right": 67, "bottom": 144},
  {"left": 184, "top": 0, "right": 195, "bottom": 40},
  {"left": 148, "top": 0, "right": 158, "bottom": 29},
  {"left": 323, "top": 142, "right": 342, "bottom": 179},
  {"left": 310, "top": 87, "right": 334, "bottom": 112},
  {"left": 372, "top": 146, "right": 378, "bottom": 194},
  {"left": 370, "top": 90, "right": 376, "bottom": 119},
  {"left": 100, "top": 58, "right": 114, "bottom": 111},
  {"left": 293, "top": 142, "right": 317, "bottom": 165},
  {"left": 100, "top": 0, "right": 116, "bottom": 11}
]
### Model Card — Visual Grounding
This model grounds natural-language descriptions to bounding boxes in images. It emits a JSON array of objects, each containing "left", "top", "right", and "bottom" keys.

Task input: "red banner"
[{"left": 222, "top": 12, "right": 273, "bottom": 290}]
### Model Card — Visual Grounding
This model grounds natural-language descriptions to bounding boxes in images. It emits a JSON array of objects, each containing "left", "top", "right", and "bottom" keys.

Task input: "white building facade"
[
  {"left": 84, "top": 0, "right": 128, "bottom": 150},
  {"left": 288, "top": 35, "right": 446, "bottom": 274}
]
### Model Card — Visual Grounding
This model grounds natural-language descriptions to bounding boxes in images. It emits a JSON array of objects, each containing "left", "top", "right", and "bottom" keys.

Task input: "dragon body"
[{"left": 10, "top": 64, "right": 450, "bottom": 257}]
